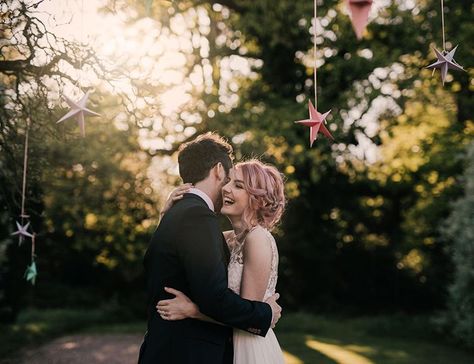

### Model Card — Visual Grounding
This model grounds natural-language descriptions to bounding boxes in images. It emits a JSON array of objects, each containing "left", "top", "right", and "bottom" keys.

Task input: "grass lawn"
[
  {"left": 274, "top": 313, "right": 474, "bottom": 364},
  {"left": 1, "top": 309, "right": 473, "bottom": 364}
]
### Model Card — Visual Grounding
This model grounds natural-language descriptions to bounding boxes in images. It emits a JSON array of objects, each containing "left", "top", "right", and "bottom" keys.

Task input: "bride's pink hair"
[{"left": 236, "top": 160, "right": 286, "bottom": 231}]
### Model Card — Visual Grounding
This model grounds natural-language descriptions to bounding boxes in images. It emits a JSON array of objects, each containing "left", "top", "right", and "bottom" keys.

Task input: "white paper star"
[
  {"left": 57, "top": 91, "right": 101, "bottom": 137},
  {"left": 426, "top": 46, "right": 465, "bottom": 85}
]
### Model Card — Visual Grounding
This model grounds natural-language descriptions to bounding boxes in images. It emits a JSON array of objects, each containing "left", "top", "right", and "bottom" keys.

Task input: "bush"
[{"left": 441, "top": 142, "right": 474, "bottom": 348}]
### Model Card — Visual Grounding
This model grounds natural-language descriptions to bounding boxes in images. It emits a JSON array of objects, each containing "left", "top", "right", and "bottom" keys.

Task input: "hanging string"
[
  {"left": 80, "top": 0, "right": 84, "bottom": 73},
  {"left": 74, "top": 0, "right": 85, "bottom": 90},
  {"left": 20, "top": 119, "right": 29, "bottom": 217},
  {"left": 313, "top": 0, "right": 318, "bottom": 108},
  {"left": 440, "top": 0, "right": 446, "bottom": 52},
  {"left": 20, "top": 118, "right": 30, "bottom": 232},
  {"left": 31, "top": 234, "right": 36, "bottom": 261}
]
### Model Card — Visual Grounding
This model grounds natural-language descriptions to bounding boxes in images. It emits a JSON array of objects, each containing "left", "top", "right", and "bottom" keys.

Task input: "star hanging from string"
[
  {"left": 426, "top": 46, "right": 465, "bottom": 85},
  {"left": 57, "top": 91, "right": 101, "bottom": 137},
  {"left": 294, "top": 100, "right": 334, "bottom": 147},
  {"left": 347, "top": 0, "right": 373, "bottom": 39},
  {"left": 11, "top": 221, "right": 34, "bottom": 245},
  {"left": 24, "top": 261, "right": 37, "bottom": 285}
]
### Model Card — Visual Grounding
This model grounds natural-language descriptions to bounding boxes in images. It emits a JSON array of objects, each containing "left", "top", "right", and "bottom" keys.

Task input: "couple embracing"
[{"left": 138, "top": 132, "right": 286, "bottom": 364}]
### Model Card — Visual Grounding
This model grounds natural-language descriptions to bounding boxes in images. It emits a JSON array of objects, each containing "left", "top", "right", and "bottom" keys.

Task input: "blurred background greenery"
[{"left": 0, "top": 0, "right": 473, "bottom": 361}]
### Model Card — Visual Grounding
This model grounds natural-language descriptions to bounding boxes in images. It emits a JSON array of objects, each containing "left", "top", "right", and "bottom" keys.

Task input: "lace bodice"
[{"left": 227, "top": 226, "right": 279, "bottom": 301}]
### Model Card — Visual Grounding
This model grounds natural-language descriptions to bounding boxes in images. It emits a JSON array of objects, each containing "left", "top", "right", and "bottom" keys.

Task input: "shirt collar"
[{"left": 188, "top": 188, "right": 215, "bottom": 212}]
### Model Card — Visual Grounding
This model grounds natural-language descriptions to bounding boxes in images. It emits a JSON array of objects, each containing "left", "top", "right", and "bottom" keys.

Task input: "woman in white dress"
[{"left": 156, "top": 159, "right": 286, "bottom": 364}]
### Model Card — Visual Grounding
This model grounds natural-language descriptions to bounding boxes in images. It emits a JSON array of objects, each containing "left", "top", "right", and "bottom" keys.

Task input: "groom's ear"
[{"left": 214, "top": 162, "right": 226, "bottom": 182}]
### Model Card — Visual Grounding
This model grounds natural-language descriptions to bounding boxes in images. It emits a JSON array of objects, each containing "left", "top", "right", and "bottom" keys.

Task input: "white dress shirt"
[{"left": 188, "top": 188, "right": 215, "bottom": 212}]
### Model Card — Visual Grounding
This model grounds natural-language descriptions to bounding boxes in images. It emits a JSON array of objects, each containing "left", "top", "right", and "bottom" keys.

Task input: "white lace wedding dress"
[{"left": 227, "top": 226, "right": 285, "bottom": 364}]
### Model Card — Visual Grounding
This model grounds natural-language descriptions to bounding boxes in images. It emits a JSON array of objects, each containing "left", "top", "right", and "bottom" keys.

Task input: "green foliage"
[
  {"left": 0, "top": 93, "right": 158, "bottom": 320},
  {"left": 201, "top": 0, "right": 473, "bottom": 311},
  {"left": 0, "top": 1, "right": 162, "bottom": 319},
  {"left": 441, "top": 142, "right": 474, "bottom": 348}
]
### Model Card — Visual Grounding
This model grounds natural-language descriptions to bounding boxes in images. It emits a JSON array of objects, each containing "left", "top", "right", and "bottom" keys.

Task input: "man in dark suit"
[{"left": 138, "top": 133, "right": 282, "bottom": 364}]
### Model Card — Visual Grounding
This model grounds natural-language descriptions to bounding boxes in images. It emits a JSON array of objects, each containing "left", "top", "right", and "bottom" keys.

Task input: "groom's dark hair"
[{"left": 178, "top": 132, "right": 234, "bottom": 184}]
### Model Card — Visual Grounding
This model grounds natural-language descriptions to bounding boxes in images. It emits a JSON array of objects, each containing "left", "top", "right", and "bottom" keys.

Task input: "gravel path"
[{"left": 7, "top": 334, "right": 143, "bottom": 364}]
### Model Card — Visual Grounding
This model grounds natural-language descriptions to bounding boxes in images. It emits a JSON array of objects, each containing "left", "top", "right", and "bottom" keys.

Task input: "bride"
[{"left": 156, "top": 159, "right": 286, "bottom": 364}]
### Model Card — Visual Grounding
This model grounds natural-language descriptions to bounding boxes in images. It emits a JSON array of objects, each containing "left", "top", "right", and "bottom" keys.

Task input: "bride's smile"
[{"left": 220, "top": 168, "right": 250, "bottom": 219}]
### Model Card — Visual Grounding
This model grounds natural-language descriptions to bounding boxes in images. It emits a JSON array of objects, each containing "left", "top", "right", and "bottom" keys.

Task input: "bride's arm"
[
  {"left": 159, "top": 184, "right": 193, "bottom": 218},
  {"left": 239, "top": 228, "right": 273, "bottom": 302}
]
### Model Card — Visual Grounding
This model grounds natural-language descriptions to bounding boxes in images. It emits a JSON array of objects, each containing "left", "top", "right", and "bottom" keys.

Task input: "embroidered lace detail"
[{"left": 227, "top": 226, "right": 279, "bottom": 301}]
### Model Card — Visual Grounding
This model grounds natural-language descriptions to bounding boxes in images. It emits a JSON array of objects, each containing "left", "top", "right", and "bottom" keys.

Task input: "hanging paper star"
[
  {"left": 24, "top": 261, "right": 37, "bottom": 285},
  {"left": 426, "top": 46, "right": 465, "bottom": 85},
  {"left": 294, "top": 100, "right": 334, "bottom": 147},
  {"left": 11, "top": 221, "right": 34, "bottom": 245},
  {"left": 57, "top": 91, "right": 100, "bottom": 137},
  {"left": 347, "top": 0, "right": 373, "bottom": 40}
]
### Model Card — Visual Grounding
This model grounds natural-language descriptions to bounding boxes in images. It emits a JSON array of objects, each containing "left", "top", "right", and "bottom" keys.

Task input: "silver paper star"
[
  {"left": 426, "top": 46, "right": 465, "bottom": 85},
  {"left": 11, "top": 221, "right": 34, "bottom": 245},
  {"left": 57, "top": 91, "right": 101, "bottom": 137}
]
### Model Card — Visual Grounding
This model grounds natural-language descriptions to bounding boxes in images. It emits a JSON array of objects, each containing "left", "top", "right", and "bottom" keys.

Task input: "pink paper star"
[
  {"left": 426, "top": 46, "right": 465, "bottom": 85},
  {"left": 294, "top": 100, "right": 334, "bottom": 147},
  {"left": 347, "top": 0, "right": 373, "bottom": 40},
  {"left": 57, "top": 91, "right": 100, "bottom": 137}
]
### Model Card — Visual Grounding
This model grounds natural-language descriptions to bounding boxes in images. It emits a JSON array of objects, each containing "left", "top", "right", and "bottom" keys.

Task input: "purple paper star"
[
  {"left": 11, "top": 221, "right": 34, "bottom": 245},
  {"left": 57, "top": 91, "right": 101, "bottom": 137},
  {"left": 426, "top": 46, "right": 465, "bottom": 85}
]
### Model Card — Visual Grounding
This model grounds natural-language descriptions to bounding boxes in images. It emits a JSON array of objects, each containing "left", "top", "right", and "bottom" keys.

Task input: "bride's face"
[{"left": 220, "top": 167, "right": 249, "bottom": 218}]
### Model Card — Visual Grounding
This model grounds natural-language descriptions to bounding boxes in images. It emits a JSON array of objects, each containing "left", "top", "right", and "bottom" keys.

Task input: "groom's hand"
[{"left": 265, "top": 293, "right": 282, "bottom": 328}]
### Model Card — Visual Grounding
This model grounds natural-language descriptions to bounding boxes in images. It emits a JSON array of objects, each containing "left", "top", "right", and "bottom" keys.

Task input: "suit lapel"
[{"left": 183, "top": 194, "right": 231, "bottom": 267}]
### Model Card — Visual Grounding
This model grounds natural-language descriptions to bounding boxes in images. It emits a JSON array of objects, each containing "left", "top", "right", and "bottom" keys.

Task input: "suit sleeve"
[{"left": 176, "top": 206, "right": 272, "bottom": 337}]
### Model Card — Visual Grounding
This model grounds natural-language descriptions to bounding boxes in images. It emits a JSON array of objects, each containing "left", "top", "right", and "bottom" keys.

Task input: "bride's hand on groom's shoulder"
[
  {"left": 156, "top": 286, "right": 199, "bottom": 320},
  {"left": 160, "top": 183, "right": 193, "bottom": 217},
  {"left": 265, "top": 293, "right": 282, "bottom": 328}
]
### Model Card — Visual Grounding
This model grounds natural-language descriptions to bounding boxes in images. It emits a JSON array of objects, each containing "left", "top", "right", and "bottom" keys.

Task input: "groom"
[{"left": 138, "top": 133, "right": 282, "bottom": 364}]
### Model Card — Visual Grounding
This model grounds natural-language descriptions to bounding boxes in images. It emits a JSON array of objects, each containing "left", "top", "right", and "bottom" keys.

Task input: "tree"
[{"left": 0, "top": 1, "right": 160, "bottom": 320}]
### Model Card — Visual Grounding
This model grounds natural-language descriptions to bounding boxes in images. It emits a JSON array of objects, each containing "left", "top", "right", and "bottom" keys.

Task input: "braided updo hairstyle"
[{"left": 236, "top": 159, "right": 286, "bottom": 231}]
